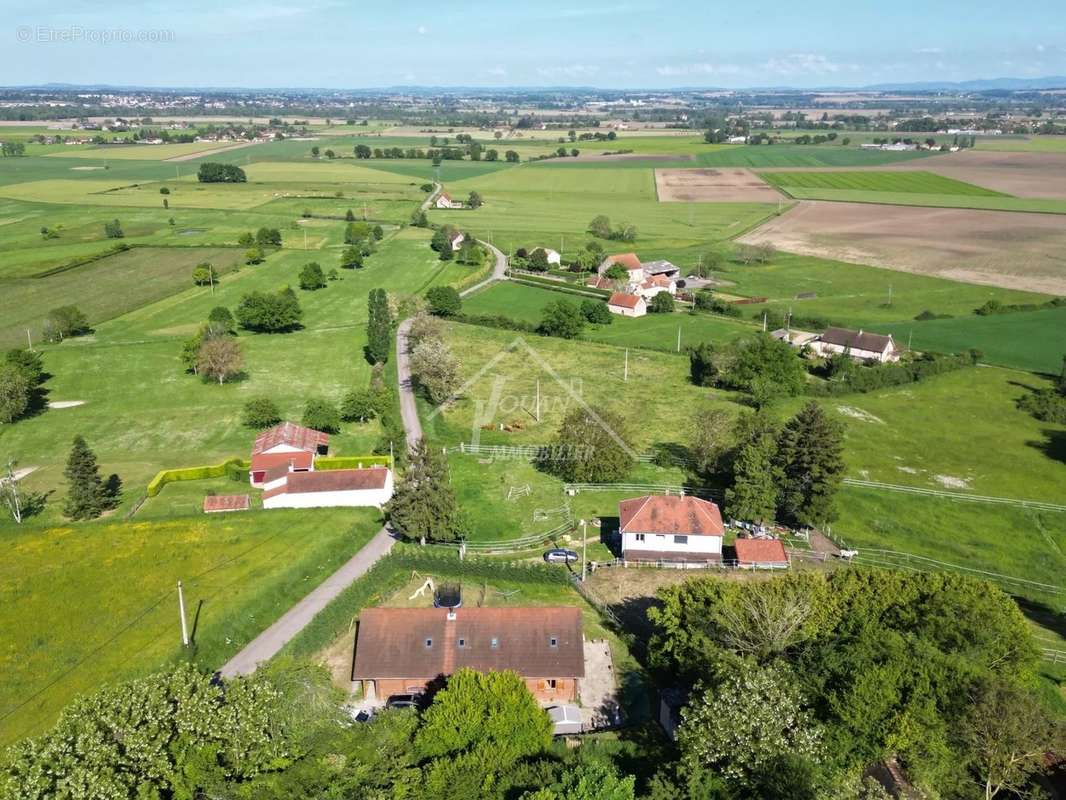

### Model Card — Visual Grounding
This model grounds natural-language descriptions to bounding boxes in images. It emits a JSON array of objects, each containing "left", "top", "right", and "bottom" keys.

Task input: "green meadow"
[{"left": 0, "top": 510, "right": 381, "bottom": 745}]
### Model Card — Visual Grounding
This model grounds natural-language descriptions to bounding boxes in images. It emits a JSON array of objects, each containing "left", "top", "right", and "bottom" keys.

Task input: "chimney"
[{"left": 447, "top": 610, "right": 457, "bottom": 621}]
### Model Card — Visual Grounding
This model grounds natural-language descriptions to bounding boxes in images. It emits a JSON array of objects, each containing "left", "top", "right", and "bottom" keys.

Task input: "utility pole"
[
  {"left": 888, "top": 284, "right": 893, "bottom": 306},
  {"left": 908, "top": 329, "right": 913, "bottom": 351},
  {"left": 535, "top": 379, "right": 540, "bottom": 422},
  {"left": 25, "top": 329, "right": 32, "bottom": 350},
  {"left": 624, "top": 348, "right": 629, "bottom": 382},
  {"left": 581, "top": 519, "right": 588, "bottom": 581},
  {"left": 177, "top": 581, "right": 189, "bottom": 647},
  {"left": 762, "top": 312, "right": 767, "bottom": 332},
  {"left": 304, "top": 229, "right": 308, "bottom": 250},
  {"left": 676, "top": 325, "right": 681, "bottom": 353}
]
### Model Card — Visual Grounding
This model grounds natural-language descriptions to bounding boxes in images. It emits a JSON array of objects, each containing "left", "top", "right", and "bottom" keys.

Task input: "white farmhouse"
[
  {"left": 262, "top": 467, "right": 394, "bottom": 510},
  {"left": 812, "top": 327, "right": 900, "bottom": 363},
  {"left": 434, "top": 191, "right": 464, "bottom": 209},
  {"left": 607, "top": 292, "right": 647, "bottom": 318},
  {"left": 619, "top": 495, "right": 724, "bottom": 564}
]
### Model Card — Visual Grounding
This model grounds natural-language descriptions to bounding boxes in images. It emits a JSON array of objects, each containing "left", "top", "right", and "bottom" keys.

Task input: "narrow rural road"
[
  {"left": 461, "top": 239, "right": 508, "bottom": 298},
  {"left": 395, "top": 317, "right": 424, "bottom": 453},
  {"left": 219, "top": 526, "right": 396, "bottom": 677},
  {"left": 219, "top": 198, "right": 506, "bottom": 680}
]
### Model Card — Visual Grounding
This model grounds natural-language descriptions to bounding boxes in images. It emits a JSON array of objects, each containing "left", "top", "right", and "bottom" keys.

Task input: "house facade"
[
  {"left": 599, "top": 252, "right": 644, "bottom": 283},
  {"left": 619, "top": 495, "right": 724, "bottom": 563},
  {"left": 249, "top": 421, "right": 329, "bottom": 486},
  {"left": 434, "top": 191, "right": 464, "bottom": 209},
  {"left": 352, "top": 606, "right": 584, "bottom": 703},
  {"left": 607, "top": 292, "right": 647, "bottom": 317},
  {"left": 812, "top": 327, "right": 900, "bottom": 363},
  {"left": 262, "top": 466, "right": 393, "bottom": 509}
]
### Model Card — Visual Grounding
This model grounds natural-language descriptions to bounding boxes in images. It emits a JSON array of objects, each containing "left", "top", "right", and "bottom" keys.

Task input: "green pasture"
[
  {"left": 536, "top": 144, "right": 938, "bottom": 170},
  {"left": 759, "top": 170, "right": 1006, "bottom": 196},
  {"left": 0, "top": 510, "right": 381, "bottom": 745},
  {"left": 880, "top": 306, "right": 1066, "bottom": 374},
  {"left": 242, "top": 160, "right": 419, "bottom": 184}
]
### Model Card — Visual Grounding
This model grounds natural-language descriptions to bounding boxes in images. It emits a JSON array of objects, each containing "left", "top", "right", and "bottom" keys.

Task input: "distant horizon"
[
  {"left": 5, "top": 74, "right": 1066, "bottom": 94},
  {"left": 8, "top": 1, "right": 1065, "bottom": 89}
]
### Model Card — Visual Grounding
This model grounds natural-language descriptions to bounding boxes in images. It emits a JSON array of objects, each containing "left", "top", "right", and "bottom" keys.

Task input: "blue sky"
[{"left": 7, "top": 0, "right": 1066, "bottom": 88}]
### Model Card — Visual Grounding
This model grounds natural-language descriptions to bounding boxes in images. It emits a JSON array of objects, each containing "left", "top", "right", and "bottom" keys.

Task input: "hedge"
[
  {"left": 316, "top": 455, "right": 393, "bottom": 471},
  {"left": 509, "top": 274, "right": 611, "bottom": 299},
  {"left": 146, "top": 457, "right": 249, "bottom": 497}
]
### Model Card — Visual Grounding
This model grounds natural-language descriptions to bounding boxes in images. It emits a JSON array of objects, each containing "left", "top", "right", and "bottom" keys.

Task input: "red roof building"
[
  {"left": 601, "top": 252, "right": 642, "bottom": 272},
  {"left": 249, "top": 421, "right": 329, "bottom": 486},
  {"left": 262, "top": 466, "right": 394, "bottom": 509},
  {"left": 351, "top": 606, "right": 584, "bottom": 703},
  {"left": 619, "top": 495, "right": 724, "bottom": 563},
  {"left": 734, "top": 538, "right": 790, "bottom": 569}
]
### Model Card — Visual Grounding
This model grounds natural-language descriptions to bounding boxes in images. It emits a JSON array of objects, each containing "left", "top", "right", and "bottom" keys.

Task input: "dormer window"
[
  {"left": 490, "top": 637, "right": 499, "bottom": 649},
  {"left": 425, "top": 638, "right": 433, "bottom": 648},
  {"left": 458, "top": 638, "right": 466, "bottom": 648},
  {"left": 549, "top": 637, "right": 558, "bottom": 648}
]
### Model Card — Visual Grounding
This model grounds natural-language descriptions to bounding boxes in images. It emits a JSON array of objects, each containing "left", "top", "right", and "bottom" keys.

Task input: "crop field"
[
  {"left": 887, "top": 150, "right": 1066, "bottom": 199},
  {"left": 739, "top": 200, "right": 1066, "bottom": 294},
  {"left": 974, "top": 135, "right": 1066, "bottom": 153},
  {"left": 655, "top": 168, "right": 786, "bottom": 202},
  {"left": 544, "top": 144, "right": 938, "bottom": 170},
  {"left": 759, "top": 170, "right": 1006, "bottom": 196},
  {"left": 879, "top": 306, "right": 1066, "bottom": 374},
  {"left": 0, "top": 510, "right": 381, "bottom": 744}
]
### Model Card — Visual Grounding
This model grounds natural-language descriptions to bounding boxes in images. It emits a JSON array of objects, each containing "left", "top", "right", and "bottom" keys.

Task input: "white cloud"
[
  {"left": 1035, "top": 43, "right": 1046, "bottom": 53},
  {"left": 656, "top": 62, "right": 742, "bottom": 77},
  {"left": 536, "top": 64, "right": 600, "bottom": 79},
  {"left": 915, "top": 47, "right": 944, "bottom": 55},
  {"left": 416, "top": 24, "right": 428, "bottom": 35},
  {"left": 762, "top": 53, "right": 855, "bottom": 76},
  {"left": 485, "top": 66, "right": 507, "bottom": 77}
]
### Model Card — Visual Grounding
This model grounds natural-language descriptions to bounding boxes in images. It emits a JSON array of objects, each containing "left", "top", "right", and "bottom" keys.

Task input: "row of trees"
[
  {"left": 353, "top": 143, "right": 520, "bottom": 163},
  {"left": 0, "top": 660, "right": 637, "bottom": 800},
  {"left": 690, "top": 333, "right": 807, "bottom": 407},
  {"left": 366, "top": 288, "right": 392, "bottom": 365}
]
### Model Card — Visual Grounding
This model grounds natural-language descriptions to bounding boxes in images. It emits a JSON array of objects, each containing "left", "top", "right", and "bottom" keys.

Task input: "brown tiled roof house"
[
  {"left": 352, "top": 606, "right": 584, "bottom": 703},
  {"left": 619, "top": 495, "right": 725, "bottom": 564}
]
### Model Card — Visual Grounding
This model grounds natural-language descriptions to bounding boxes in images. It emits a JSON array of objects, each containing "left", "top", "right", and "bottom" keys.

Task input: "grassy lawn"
[
  {"left": 759, "top": 170, "right": 1007, "bottom": 196},
  {"left": 0, "top": 509, "right": 381, "bottom": 745}
]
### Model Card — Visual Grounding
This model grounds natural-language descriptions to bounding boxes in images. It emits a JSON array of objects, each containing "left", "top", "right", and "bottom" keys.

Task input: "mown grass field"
[
  {"left": 43, "top": 141, "right": 255, "bottom": 160},
  {"left": 764, "top": 189, "right": 1066, "bottom": 214},
  {"left": 539, "top": 144, "right": 938, "bottom": 170},
  {"left": 974, "top": 135, "right": 1066, "bottom": 153},
  {"left": 0, "top": 510, "right": 381, "bottom": 745},
  {"left": 759, "top": 170, "right": 1006, "bottom": 196}
]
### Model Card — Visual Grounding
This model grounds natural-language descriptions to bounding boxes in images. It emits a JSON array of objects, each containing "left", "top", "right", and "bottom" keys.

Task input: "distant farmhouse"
[
  {"left": 247, "top": 421, "right": 394, "bottom": 509},
  {"left": 593, "top": 253, "right": 679, "bottom": 317},
  {"left": 618, "top": 495, "right": 724, "bottom": 565},
  {"left": 352, "top": 606, "right": 585, "bottom": 703},
  {"left": 447, "top": 231, "right": 465, "bottom": 251},
  {"left": 434, "top": 191, "right": 465, "bottom": 209},
  {"left": 773, "top": 326, "right": 901, "bottom": 363}
]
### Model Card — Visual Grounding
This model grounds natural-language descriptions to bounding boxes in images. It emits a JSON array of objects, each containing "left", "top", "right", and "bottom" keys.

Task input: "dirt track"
[
  {"left": 739, "top": 200, "right": 1066, "bottom": 294},
  {"left": 655, "top": 167, "right": 785, "bottom": 202}
]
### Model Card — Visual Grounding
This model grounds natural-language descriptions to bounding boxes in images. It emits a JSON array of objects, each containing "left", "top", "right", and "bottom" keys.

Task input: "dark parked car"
[
  {"left": 385, "top": 693, "right": 420, "bottom": 709},
  {"left": 543, "top": 548, "right": 579, "bottom": 564}
]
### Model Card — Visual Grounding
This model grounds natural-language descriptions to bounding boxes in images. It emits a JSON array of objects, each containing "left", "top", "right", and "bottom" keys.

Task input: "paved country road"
[{"left": 218, "top": 201, "right": 509, "bottom": 679}]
